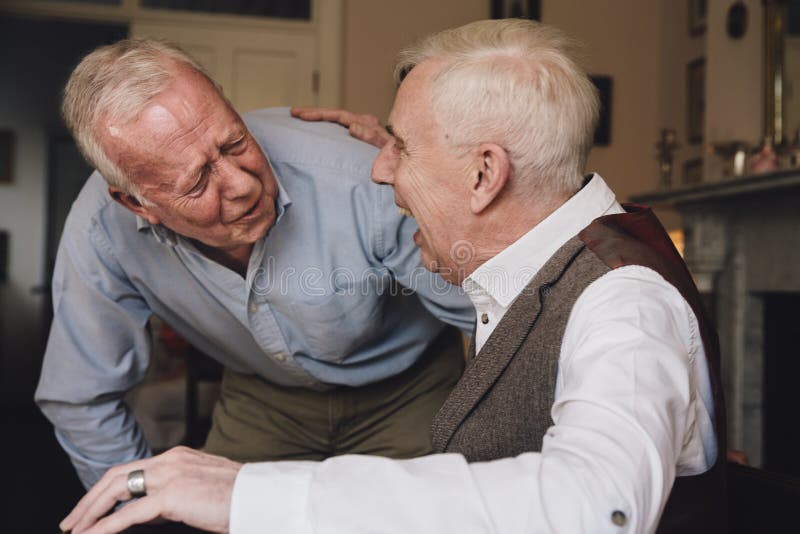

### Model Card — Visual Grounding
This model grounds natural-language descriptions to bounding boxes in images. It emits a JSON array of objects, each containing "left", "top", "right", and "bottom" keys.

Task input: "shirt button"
[
  {"left": 275, "top": 352, "right": 286, "bottom": 363},
  {"left": 248, "top": 303, "right": 257, "bottom": 313},
  {"left": 480, "top": 312, "right": 489, "bottom": 324},
  {"left": 611, "top": 510, "right": 626, "bottom": 527}
]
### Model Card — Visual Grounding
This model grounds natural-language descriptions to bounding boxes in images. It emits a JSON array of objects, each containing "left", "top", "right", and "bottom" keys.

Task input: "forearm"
[
  {"left": 40, "top": 222, "right": 155, "bottom": 488},
  {"left": 40, "top": 399, "right": 152, "bottom": 488},
  {"left": 230, "top": 442, "right": 663, "bottom": 534},
  {"left": 231, "top": 454, "right": 495, "bottom": 534}
]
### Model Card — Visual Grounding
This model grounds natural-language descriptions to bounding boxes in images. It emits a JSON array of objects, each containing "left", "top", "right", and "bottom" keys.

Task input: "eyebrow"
[{"left": 385, "top": 124, "right": 406, "bottom": 150}]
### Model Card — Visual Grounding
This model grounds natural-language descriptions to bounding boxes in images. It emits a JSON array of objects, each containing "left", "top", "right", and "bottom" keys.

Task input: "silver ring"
[{"left": 127, "top": 469, "right": 146, "bottom": 498}]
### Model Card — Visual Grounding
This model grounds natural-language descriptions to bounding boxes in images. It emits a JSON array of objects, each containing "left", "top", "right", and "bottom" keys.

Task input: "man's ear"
[
  {"left": 469, "top": 143, "right": 510, "bottom": 214},
  {"left": 108, "top": 187, "right": 160, "bottom": 225}
]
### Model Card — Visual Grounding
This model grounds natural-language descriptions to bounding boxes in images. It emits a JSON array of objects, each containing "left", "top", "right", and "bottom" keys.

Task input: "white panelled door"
[{"left": 131, "top": 21, "right": 318, "bottom": 112}]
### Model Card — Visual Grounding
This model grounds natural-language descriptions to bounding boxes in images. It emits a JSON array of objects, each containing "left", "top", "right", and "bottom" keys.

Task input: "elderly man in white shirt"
[{"left": 61, "top": 19, "right": 725, "bottom": 534}]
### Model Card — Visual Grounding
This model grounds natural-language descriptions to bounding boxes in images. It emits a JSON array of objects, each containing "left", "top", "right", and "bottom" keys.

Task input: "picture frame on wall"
[
  {"left": 0, "top": 130, "right": 14, "bottom": 184},
  {"left": 0, "top": 230, "right": 7, "bottom": 284},
  {"left": 687, "top": 58, "right": 705, "bottom": 145},
  {"left": 688, "top": 0, "right": 707, "bottom": 36},
  {"left": 590, "top": 75, "right": 613, "bottom": 146},
  {"left": 491, "top": 0, "right": 541, "bottom": 20}
]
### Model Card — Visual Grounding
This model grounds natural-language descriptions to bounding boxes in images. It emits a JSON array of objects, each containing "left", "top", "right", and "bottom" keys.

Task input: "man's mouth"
[
  {"left": 398, "top": 207, "right": 413, "bottom": 217},
  {"left": 237, "top": 196, "right": 262, "bottom": 222}
]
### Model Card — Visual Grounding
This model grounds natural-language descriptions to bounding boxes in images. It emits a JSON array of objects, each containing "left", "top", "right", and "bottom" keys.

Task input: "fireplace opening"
[{"left": 762, "top": 292, "right": 800, "bottom": 477}]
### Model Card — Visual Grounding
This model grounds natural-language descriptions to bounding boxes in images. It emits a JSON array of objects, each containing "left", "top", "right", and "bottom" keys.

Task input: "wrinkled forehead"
[
  {"left": 107, "top": 72, "right": 234, "bottom": 142},
  {"left": 388, "top": 59, "right": 456, "bottom": 154},
  {"left": 388, "top": 63, "right": 436, "bottom": 132}
]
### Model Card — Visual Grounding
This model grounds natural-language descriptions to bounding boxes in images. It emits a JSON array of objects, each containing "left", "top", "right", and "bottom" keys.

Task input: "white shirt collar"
[{"left": 463, "top": 173, "right": 622, "bottom": 309}]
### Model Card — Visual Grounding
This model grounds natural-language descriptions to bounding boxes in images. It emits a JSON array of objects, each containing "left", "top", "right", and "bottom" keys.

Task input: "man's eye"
[
  {"left": 225, "top": 138, "right": 247, "bottom": 153},
  {"left": 187, "top": 180, "right": 206, "bottom": 197},
  {"left": 187, "top": 168, "right": 209, "bottom": 196}
]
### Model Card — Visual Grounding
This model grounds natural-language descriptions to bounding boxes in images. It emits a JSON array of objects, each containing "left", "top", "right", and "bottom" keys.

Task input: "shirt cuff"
[{"left": 229, "top": 461, "right": 315, "bottom": 534}]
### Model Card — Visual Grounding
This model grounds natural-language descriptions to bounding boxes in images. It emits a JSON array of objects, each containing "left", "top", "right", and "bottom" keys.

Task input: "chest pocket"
[{"left": 290, "top": 281, "right": 384, "bottom": 362}]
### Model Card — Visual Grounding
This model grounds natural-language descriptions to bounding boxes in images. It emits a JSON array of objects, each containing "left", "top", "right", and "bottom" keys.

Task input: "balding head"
[
  {"left": 394, "top": 19, "right": 599, "bottom": 202},
  {"left": 62, "top": 39, "right": 220, "bottom": 197}
]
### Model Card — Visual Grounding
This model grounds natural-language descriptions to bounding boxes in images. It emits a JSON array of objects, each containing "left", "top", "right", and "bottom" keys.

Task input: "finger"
[
  {"left": 289, "top": 106, "right": 325, "bottom": 119},
  {"left": 71, "top": 471, "right": 137, "bottom": 534},
  {"left": 359, "top": 113, "right": 381, "bottom": 127},
  {"left": 290, "top": 105, "right": 331, "bottom": 117},
  {"left": 291, "top": 107, "right": 371, "bottom": 129},
  {"left": 290, "top": 105, "right": 320, "bottom": 117},
  {"left": 349, "top": 123, "right": 389, "bottom": 148},
  {"left": 71, "top": 455, "right": 185, "bottom": 534},
  {"left": 61, "top": 465, "right": 132, "bottom": 531},
  {"left": 82, "top": 496, "right": 162, "bottom": 534},
  {"left": 290, "top": 107, "right": 347, "bottom": 122},
  {"left": 61, "top": 455, "right": 163, "bottom": 531}
]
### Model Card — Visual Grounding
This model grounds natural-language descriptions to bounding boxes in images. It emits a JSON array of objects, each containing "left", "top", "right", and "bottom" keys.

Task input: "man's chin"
[
  {"left": 222, "top": 215, "right": 272, "bottom": 249},
  {"left": 247, "top": 214, "right": 274, "bottom": 242},
  {"left": 419, "top": 251, "right": 462, "bottom": 285},
  {"left": 419, "top": 249, "right": 438, "bottom": 273}
]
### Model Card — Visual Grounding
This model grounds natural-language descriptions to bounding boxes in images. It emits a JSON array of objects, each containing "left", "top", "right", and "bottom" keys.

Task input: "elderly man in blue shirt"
[{"left": 35, "top": 39, "right": 473, "bottom": 490}]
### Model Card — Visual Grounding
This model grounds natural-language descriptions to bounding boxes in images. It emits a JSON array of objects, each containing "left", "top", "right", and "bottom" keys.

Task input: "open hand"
[
  {"left": 291, "top": 106, "right": 390, "bottom": 148},
  {"left": 60, "top": 446, "right": 242, "bottom": 534}
]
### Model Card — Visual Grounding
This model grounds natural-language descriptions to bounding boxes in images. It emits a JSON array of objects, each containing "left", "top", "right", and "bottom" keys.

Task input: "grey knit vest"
[
  {"left": 431, "top": 206, "right": 726, "bottom": 533},
  {"left": 431, "top": 235, "right": 598, "bottom": 458}
]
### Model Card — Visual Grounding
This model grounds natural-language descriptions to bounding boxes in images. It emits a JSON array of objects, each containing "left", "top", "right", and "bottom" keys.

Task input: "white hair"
[
  {"left": 395, "top": 19, "right": 599, "bottom": 199},
  {"left": 62, "top": 39, "right": 217, "bottom": 198}
]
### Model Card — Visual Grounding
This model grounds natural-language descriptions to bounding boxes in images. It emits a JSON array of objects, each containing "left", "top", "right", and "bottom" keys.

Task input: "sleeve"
[
  {"left": 229, "top": 266, "right": 701, "bottom": 533},
  {"left": 34, "top": 217, "right": 153, "bottom": 489},
  {"left": 371, "top": 184, "right": 475, "bottom": 334}
]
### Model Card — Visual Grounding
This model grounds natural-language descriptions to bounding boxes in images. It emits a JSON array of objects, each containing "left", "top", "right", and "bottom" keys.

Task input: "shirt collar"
[
  {"left": 463, "top": 173, "right": 620, "bottom": 309},
  {"left": 136, "top": 158, "right": 292, "bottom": 247}
]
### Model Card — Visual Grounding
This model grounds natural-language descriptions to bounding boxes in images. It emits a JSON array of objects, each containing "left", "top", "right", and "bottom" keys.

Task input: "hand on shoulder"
[{"left": 291, "top": 106, "right": 390, "bottom": 148}]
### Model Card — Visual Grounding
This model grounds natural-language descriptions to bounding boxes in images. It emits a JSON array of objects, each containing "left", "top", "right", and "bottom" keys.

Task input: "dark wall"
[
  {"left": 0, "top": 15, "right": 127, "bottom": 404},
  {"left": 0, "top": 16, "right": 127, "bottom": 533}
]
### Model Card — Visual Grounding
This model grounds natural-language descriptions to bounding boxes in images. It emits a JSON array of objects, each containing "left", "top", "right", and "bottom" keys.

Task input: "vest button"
[
  {"left": 611, "top": 510, "right": 626, "bottom": 526},
  {"left": 480, "top": 312, "right": 489, "bottom": 324}
]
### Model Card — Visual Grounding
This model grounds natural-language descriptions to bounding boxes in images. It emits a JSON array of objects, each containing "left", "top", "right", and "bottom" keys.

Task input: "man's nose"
[
  {"left": 371, "top": 143, "right": 396, "bottom": 186},
  {"left": 217, "top": 158, "right": 253, "bottom": 199}
]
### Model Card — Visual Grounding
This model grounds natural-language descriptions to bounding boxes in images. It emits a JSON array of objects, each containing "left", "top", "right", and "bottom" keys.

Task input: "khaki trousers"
[{"left": 203, "top": 326, "right": 464, "bottom": 462}]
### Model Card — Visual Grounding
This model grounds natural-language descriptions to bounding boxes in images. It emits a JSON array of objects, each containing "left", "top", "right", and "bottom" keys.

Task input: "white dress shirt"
[{"left": 230, "top": 174, "right": 717, "bottom": 533}]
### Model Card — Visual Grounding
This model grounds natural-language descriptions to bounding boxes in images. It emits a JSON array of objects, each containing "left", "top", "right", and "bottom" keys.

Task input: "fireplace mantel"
[
  {"left": 633, "top": 169, "right": 800, "bottom": 207},
  {"left": 633, "top": 170, "right": 800, "bottom": 468}
]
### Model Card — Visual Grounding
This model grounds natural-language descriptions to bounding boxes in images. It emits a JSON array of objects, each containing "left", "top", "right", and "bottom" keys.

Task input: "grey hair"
[
  {"left": 62, "top": 39, "right": 216, "bottom": 197},
  {"left": 395, "top": 19, "right": 599, "bottom": 199}
]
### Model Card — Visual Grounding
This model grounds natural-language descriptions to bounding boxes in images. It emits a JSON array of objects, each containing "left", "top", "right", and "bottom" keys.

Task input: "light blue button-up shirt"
[{"left": 35, "top": 108, "right": 474, "bottom": 488}]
